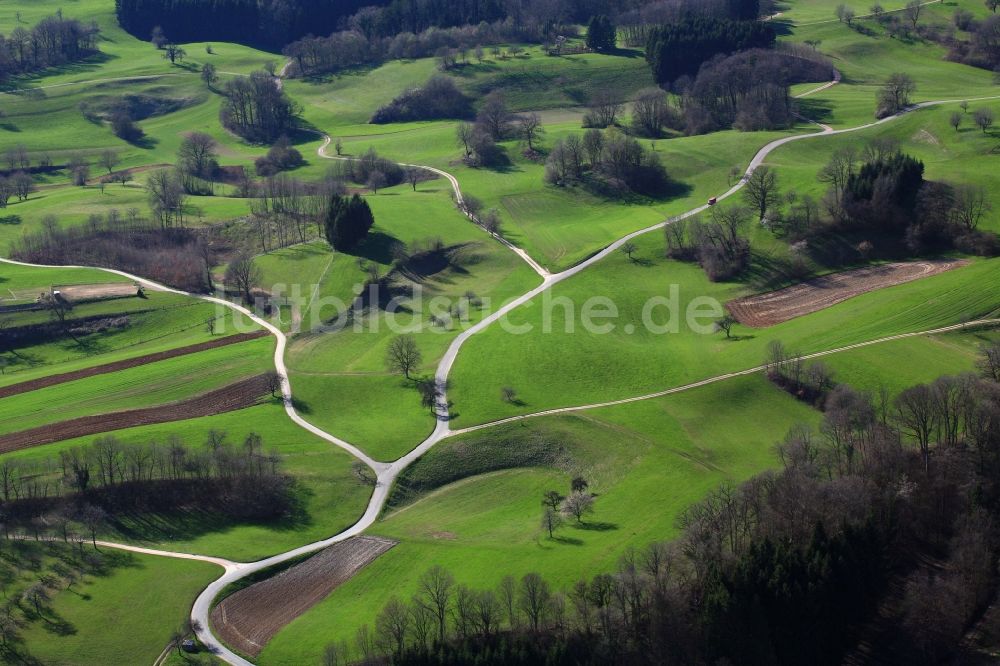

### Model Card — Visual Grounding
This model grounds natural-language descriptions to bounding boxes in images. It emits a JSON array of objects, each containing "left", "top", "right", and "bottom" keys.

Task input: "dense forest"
[{"left": 115, "top": 0, "right": 652, "bottom": 49}]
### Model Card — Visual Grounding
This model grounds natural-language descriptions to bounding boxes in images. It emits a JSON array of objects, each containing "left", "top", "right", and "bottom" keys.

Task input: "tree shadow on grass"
[
  {"left": 571, "top": 521, "right": 618, "bottom": 532},
  {"left": 550, "top": 535, "right": 584, "bottom": 546},
  {"left": 357, "top": 230, "right": 405, "bottom": 265},
  {"left": 290, "top": 396, "right": 312, "bottom": 414}
]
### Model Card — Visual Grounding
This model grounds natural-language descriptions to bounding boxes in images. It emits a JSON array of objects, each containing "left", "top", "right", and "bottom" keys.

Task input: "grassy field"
[
  {"left": 258, "top": 373, "right": 821, "bottom": 664},
  {"left": 0, "top": 539, "right": 219, "bottom": 666},
  {"left": 447, "top": 238, "right": 1000, "bottom": 427},
  {"left": 1, "top": 400, "right": 373, "bottom": 561},
  {"left": 0, "top": 335, "right": 273, "bottom": 435}
]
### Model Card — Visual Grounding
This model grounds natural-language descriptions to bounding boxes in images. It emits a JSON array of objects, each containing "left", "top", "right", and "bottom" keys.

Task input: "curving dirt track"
[
  {"left": 0, "top": 373, "right": 274, "bottom": 453},
  {"left": 0, "top": 331, "right": 268, "bottom": 400},
  {"left": 727, "top": 260, "right": 969, "bottom": 327},
  {"left": 211, "top": 536, "right": 396, "bottom": 657}
]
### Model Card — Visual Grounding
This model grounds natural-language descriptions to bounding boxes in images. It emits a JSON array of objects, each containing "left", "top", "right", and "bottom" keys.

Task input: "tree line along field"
[
  {"left": 0, "top": 0, "right": 999, "bottom": 661},
  {"left": 258, "top": 326, "right": 998, "bottom": 663}
]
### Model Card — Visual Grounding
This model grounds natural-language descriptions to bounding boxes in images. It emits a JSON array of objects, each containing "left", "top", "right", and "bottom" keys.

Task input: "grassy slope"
[
  {"left": 448, "top": 224, "right": 1000, "bottom": 427},
  {"left": 0, "top": 335, "right": 273, "bottom": 434},
  {"left": 18, "top": 547, "right": 219, "bottom": 666},
  {"left": 281, "top": 185, "right": 540, "bottom": 460},
  {"left": 259, "top": 374, "right": 820, "bottom": 664},
  {"left": 2, "top": 401, "right": 372, "bottom": 561}
]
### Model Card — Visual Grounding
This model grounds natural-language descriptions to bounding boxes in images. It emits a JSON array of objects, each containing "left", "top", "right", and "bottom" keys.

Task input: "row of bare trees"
[
  {"left": 0, "top": 430, "right": 293, "bottom": 531},
  {"left": 0, "top": 14, "right": 99, "bottom": 79}
]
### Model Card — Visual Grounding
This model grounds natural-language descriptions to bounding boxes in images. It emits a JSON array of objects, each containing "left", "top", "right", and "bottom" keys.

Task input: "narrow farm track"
[{"left": 3, "top": 71, "right": 1000, "bottom": 664}]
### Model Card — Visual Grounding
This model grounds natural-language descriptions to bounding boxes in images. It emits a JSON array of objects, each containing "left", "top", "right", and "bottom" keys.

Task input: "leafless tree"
[
  {"left": 224, "top": 252, "right": 262, "bottom": 302},
  {"left": 951, "top": 184, "right": 991, "bottom": 230},
  {"left": 904, "top": 0, "right": 923, "bottom": 29},
  {"left": 95, "top": 149, "right": 118, "bottom": 174},
  {"left": 418, "top": 565, "right": 454, "bottom": 644},
  {"left": 518, "top": 112, "right": 544, "bottom": 152},
  {"left": 477, "top": 92, "right": 512, "bottom": 140},
  {"left": 743, "top": 166, "right": 780, "bottom": 223},
  {"left": 979, "top": 342, "right": 1000, "bottom": 382},
  {"left": 375, "top": 596, "right": 410, "bottom": 656},
  {"left": 456, "top": 122, "right": 474, "bottom": 156},
  {"left": 973, "top": 107, "right": 995, "bottom": 133},
  {"left": 541, "top": 506, "right": 563, "bottom": 538},
  {"left": 715, "top": 312, "right": 737, "bottom": 338},
  {"left": 518, "top": 573, "right": 551, "bottom": 632},
  {"left": 949, "top": 111, "right": 962, "bottom": 131},
  {"left": 561, "top": 491, "right": 595, "bottom": 523},
  {"left": 896, "top": 383, "right": 937, "bottom": 472},
  {"left": 386, "top": 335, "right": 422, "bottom": 379},
  {"left": 585, "top": 90, "right": 623, "bottom": 128},
  {"left": 620, "top": 240, "right": 638, "bottom": 261}
]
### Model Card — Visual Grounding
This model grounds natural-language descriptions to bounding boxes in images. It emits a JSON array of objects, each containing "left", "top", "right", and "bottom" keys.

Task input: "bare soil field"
[
  {"left": 728, "top": 260, "right": 968, "bottom": 327},
  {"left": 211, "top": 536, "right": 397, "bottom": 657},
  {"left": 0, "top": 373, "right": 273, "bottom": 453},
  {"left": 0, "top": 331, "right": 268, "bottom": 399},
  {"left": 57, "top": 283, "right": 143, "bottom": 302}
]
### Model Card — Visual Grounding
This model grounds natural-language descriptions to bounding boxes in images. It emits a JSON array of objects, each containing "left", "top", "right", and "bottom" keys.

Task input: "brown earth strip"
[
  {"left": 0, "top": 331, "right": 269, "bottom": 400},
  {"left": 0, "top": 373, "right": 274, "bottom": 453},
  {"left": 727, "top": 260, "right": 968, "bottom": 328},
  {"left": 211, "top": 536, "right": 397, "bottom": 657}
]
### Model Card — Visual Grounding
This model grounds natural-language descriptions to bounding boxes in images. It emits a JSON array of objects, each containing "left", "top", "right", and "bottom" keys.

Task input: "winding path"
[{"left": 3, "top": 73, "right": 1000, "bottom": 665}]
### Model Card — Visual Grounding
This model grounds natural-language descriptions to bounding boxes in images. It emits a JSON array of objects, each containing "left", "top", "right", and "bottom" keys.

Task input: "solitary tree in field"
[
  {"left": 974, "top": 107, "right": 995, "bottom": 133},
  {"left": 163, "top": 43, "right": 186, "bottom": 64},
  {"left": 335, "top": 138, "right": 343, "bottom": 156},
  {"left": 501, "top": 386, "right": 518, "bottom": 403},
  {"left": 456, "top": 122, "right": 474, "bottom": 156},
  {"left": 571, "top": 476, "right": 589, "bottom": 493},
  {"left": 201, "top": 63, "right": 218, "bottom": 89},
  {"left": 904, "top": 0, "right": 923, "bottom": 29},
  {"left": 324, "top": 194, "right": 375, "bottom": 251},
  {"left": 960, "top": 100, "right": 970, "bottom": 113},
  {"left": 98, "top": 149, "right": 119, "bottom": 174},
  {"left": 950, "top": 111, "right": 962, "bottom": 131},
  {"left": 518, "top": 113, "right": 544, "bottom": 152},
  {"left": 405, "top": 167, "right": 425, "bottom": 191},
  {"left": 541, "top": 506, "right": 563, "bottom": 538},
  {"left": 743, "top": 166, "right": 780, "bottom": 223},
  {"left": 876, "top": 72, "right": 916, "bottom": 117},
  {"left": 620, "top": 241, "right": 638, "bottom": 261},
  {"left": 366, "top": 170, "right": 387, "bottom": 194},
  {"left": 715, "top": 312, "right": 737, "bottom": 338},
  {"left": 264, "top": 370, "right": 283, "bottom": 398},
  {"left": 386, "top": 335, "right": 421, "bottom": 379}
]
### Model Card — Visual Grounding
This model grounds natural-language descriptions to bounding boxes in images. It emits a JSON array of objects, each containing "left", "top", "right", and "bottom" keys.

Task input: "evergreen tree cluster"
[
  {"left": 843, "top": 150, "right": 925, "bottom": 232},
  {"left": 585, "top": 15, "right": 617, "bottom": 52},
  {"left": 645, "top": 17, "right": 775, "bottom": 84},
  {"left": 324, "top": 193, "right": 375, "bottom": 252}
]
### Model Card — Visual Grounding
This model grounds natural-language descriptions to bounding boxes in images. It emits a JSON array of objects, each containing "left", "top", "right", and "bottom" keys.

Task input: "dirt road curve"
[
  {"left": 0, "top": 331, "right": 268, "bottom": 400},
  {"left": 728, "top": 259, "right": 968, "bottom": 327},
  {"left": 2, "top": 72, "right": 999, "bottom": 666},
  {"left": 0, "top": 373, "right": 273, "bottom": 453},
  {"left": 211, "top": 536, "right": 396, "bottom": 657}
]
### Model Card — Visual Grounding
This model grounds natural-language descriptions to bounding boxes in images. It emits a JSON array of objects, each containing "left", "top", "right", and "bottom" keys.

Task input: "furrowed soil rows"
[
  {"left": 0, "top": 331, "right": 268, "bottom": 399},
  {"left": 211, "top": 536, "right": 397, "bottom": 657},
  {"left": 728, "top": 260, "right": 968, "bottom": 327},
  {"left": 0, "top": 374, "right": 273, "bottom": 452}
]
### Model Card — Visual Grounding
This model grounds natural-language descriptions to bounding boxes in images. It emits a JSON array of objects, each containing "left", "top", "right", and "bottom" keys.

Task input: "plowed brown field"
[
  {"left": 211, "top": 536, "right": 397, "bottom": 657},
  {"left": 0, "top": 331, "right": 268, "bottom": 399},
  {"left": 728, "top": 260, "right": 967, "bottom": 327},
  {"left": 0, "top": 373, "right": 273, "bottom": 453}
]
